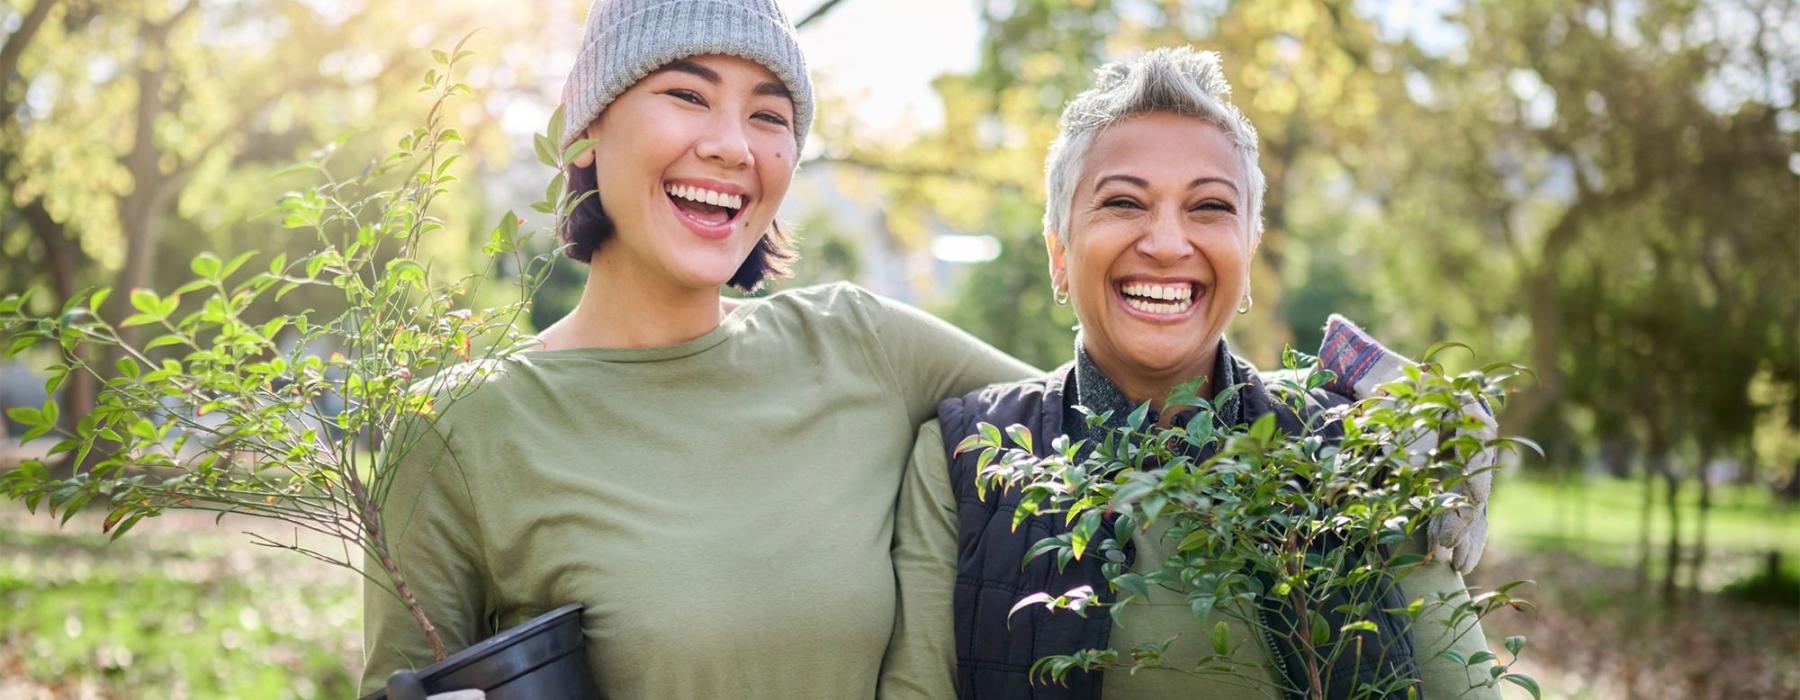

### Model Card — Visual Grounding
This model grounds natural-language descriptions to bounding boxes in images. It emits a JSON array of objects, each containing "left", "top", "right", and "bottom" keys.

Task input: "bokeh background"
[{"left": 1, "top": 0, "right": 1796, "bottom": 697}]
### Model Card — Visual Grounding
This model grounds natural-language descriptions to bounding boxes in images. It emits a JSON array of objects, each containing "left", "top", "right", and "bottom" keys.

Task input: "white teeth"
[
  {"left": 1122, "top": 295, "right": 1195, "bottom": 315},
  {"left": 1120, "top": 282, "right": 1194, "bottom": 302},
  {"left": 666, "top": 183, "right": 743, "bottom": 210}
]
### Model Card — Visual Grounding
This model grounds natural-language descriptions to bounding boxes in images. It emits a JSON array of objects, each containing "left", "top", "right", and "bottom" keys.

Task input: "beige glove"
[{"left": 1318, "top": 314, "right": 1495, "bottom": 574}]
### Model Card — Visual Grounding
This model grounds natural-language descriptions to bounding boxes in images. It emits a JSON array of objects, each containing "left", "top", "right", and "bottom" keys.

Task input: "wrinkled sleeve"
[
  {"left": 863, "top": 290, "right": 1040, "bottom": 424},
  {"left": 360, "top": 417, "right": 490, "bottom": 695},
  {"left": 878, "top": 420, "right": 961, "bottom": 700},
  {"left": 1397, "top": 533, "right": 1501, "bottom": 700}
]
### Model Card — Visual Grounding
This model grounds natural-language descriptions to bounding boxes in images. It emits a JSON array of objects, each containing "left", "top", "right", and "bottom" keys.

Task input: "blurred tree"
[{"left": 0, "top": 0, "right": 572, "bottom": 441}]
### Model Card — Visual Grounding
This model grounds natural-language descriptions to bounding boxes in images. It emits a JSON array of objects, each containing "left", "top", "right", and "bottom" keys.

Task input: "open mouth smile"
[
  {"left": 665, "top": 181, "right": 746, "bottom": 239},
  {"left": 1116, "top": 280, "right": 1199, "bottom": 318}
]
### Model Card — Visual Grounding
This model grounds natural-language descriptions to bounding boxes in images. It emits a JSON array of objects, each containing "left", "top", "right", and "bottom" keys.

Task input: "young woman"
[
  {"left": 361, "top": 2, "right": 1486, "bottom": 696},
  {"left": 361, "top": 2, "right": 1035, "bottom": 696}
]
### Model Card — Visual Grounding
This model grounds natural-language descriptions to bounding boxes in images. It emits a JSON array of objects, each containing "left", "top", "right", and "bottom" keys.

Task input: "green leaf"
[
  {"left": 386, "top": 259, "right": 426, "bottom": 284},
  {"left": 978, "top": 422, "right": 1003, "bottom": 447},
  {"left": 1250, "top": 413, "right": 1277, "bottom": 443},
  {"left": 145, "top": 334, "right": 186, "bottom": 351},
  {"left": 1126, "top": 401, "right": 1150, "bottom": 431},
  {"left": 7, "top": 406, "right": 43, "bottom": 428},
  {"left": 1310, "top": 610, "right": 1330, "bottom": 647},
  {"left": 1211, "top": 620, "right": 1231, "bottom": 656},
  {"left": 1005, "top": 424, "right": 1034, "bottom": 453},
  {"left": 562, "top": 138, "right": 596, "bottom": 166},
  {"left": 129, "top": 289, "right": 159, "bottom": 314},
  {"left": 1504, "top": 635, "right": 1525, "bottom": 657},
  {"left": 190, "top": 252, "right": 222, "bottom": 277},
  {"left": 1466, "top": 650, "right": 1497, "bottom": 666},
  {"left": 116, "top": 357, "right": 141, "bottom": 379},
  {"left": 1340, "top": 620, "right": 1378, "bottom": 635},
  {"left": 221, "top": 251, "right": 257, "bottom": 280},
  {"left": 88, "top": 287, "right": 112, "bottom": 315},
  {"left": 546, "top": 105, "right": 567, "bottom": 151},
  {"left": 1501, "top": 674, "right": 1541, "bottom": 699},
  {"left": 305, "top": 253, "right": 329, "bottom": 279},
  {"left": 534, "top": 133, "right": 557, "bottom": 169},
  {"left": 7, "top": 334, "right": 38, "bottom": 356}
]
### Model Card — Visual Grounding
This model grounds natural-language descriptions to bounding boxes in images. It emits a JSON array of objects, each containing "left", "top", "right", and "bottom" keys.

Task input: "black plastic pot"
[{"left": 362, "top": 603, "right": 597, "bottom": 700}]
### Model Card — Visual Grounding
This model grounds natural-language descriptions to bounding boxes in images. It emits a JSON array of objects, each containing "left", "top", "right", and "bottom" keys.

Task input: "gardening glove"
[{"left": 1318, "top": 314, "right": 1496, "bottom": 575}]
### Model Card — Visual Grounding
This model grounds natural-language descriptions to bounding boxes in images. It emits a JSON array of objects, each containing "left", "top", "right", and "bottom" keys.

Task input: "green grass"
[
  {"left": 1487, "top": 473, "right": 1800, "bottom": 587},
  {"left": 0, "top": 509, "right": 362, "bottom": 699}
]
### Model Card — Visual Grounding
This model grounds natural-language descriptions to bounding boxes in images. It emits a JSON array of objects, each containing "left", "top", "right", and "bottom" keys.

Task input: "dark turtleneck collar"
[{"left": 1064, "top": 333, "right": 1246, "bottom": 443}]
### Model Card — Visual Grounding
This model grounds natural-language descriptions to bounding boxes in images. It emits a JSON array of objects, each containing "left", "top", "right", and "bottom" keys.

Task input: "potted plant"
[
  {"left": 0, "top": 40, "right": 596, "bottom": 698},
  {"left": 958, "top": 349, "right": 1545, "bottom": 699}
]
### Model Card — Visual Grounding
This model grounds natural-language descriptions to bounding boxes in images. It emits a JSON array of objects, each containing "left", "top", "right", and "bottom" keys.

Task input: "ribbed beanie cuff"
[{"left": 560, "top": 0, "right": 813, "bottom": 155}]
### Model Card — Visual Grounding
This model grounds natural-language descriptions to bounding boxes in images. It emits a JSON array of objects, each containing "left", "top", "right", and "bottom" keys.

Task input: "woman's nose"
[
  {"left": 695, "top": 115, "right": 753, "bottom": 169},
  {"left": 1134, "top": 210, "right": 1193, "bottom": 262}
]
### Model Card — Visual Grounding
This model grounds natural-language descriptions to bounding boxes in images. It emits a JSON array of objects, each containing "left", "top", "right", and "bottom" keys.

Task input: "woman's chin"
[{"left": 1112, "top": 339, "right": 1218, "bottom": 380}]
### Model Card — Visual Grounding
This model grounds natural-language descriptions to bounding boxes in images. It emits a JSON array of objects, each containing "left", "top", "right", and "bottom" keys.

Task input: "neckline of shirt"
[{"left": 519, "top": 296, "right": 764, "bottom": 363}]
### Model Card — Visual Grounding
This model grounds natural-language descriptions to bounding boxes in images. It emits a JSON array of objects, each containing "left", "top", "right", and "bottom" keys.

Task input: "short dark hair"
[{"left": 557, "top": 163, "right": 796, "bottom": 293}]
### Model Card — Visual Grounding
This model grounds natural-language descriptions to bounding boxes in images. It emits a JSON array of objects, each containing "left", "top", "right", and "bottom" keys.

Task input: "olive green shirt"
[
  {"left": 360, "top": 283, "right": 1037, "bottom": 698},
  {"left": 879, "top": 419, "right": 1501, "bottom": 699}
]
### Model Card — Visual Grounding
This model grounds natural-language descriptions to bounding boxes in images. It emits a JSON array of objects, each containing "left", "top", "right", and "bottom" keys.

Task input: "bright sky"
[
  {"left": 505, "top": 0, "right": 1469, "bottom": 144},
  {"left": 775, "top": 0, "right": 982, "bottom": 139}
]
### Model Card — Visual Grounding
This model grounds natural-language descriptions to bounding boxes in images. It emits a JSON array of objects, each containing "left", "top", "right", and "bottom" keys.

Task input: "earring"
[
  {"left": 1237, "top": 293, "right": 1253, "bottom": 315},
  {"left": 1054, "top": 287, "right": 1069, "bottom": 306}
]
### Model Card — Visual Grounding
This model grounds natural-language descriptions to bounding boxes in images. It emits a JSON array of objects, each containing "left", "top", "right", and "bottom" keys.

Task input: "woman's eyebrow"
[
  {"left": 755, "top": 81, "right": 791, "bottom": 99},
  {"left": 1094, "top": 174, "right": 1148, "bottom": 190},
  {"left": 655, "top": 60, "right": 719, "bottom": 83},
  {"left": 654, "top": 60, "right": 789, "bottom": 101},
  {"left": 1189, "top": 176, "right": 1239, "bottom": 193}
]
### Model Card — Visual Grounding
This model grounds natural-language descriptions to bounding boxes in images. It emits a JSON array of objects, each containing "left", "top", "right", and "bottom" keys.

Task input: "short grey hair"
[{"left": 1042, "top": 47, "right": 1265, "bottom": 245}]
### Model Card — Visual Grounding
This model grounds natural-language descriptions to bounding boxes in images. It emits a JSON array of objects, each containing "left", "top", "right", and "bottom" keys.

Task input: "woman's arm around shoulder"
[
  {"left": 842, "top": 284, "right": 1040, "bottom": 424},
  {"left": 878, "top": 419, "right": 962, "bottom": 700}
]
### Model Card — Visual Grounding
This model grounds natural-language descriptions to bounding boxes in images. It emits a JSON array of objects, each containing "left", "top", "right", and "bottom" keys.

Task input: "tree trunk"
[
  {"left": 1688, "top": 446, "right": 1713, "bottom": 604},
  {"left": 19, "top": 198, "right": 98, "bottom": 445},
  {"left": 1635, "top": 449, "right": 1656, "bottom": 591},
  {"left": 1660, "top": 451, "right": 1683, "bottom": 606},
  {"left": 1780, "top": 459, "right": 1800, "bottom": 503},
  {"left": 1602, "top": 438, "right": 1634, "bottom": 478}
]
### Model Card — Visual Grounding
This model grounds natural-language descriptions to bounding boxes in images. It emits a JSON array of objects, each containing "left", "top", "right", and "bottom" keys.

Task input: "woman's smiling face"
[
  {"left": 577, "top": 53, "right": 797, "bottom": 290},
  {"left": 1049, "top": 111, "right": 1256, "bottom": 387}
]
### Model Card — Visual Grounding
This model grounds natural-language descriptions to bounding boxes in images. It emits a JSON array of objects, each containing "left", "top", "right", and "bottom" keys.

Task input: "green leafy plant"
[
  {"left": 957, "top": 349, "right": 1544, "bottom": 699},
  {"left": 0, "top": 39, "right": 591, "bottom": 662}
]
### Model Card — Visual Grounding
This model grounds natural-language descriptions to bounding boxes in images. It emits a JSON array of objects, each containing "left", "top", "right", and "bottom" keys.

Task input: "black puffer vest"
[{"left": 938, "top": 362, "right": 1421, "bottom": 699}]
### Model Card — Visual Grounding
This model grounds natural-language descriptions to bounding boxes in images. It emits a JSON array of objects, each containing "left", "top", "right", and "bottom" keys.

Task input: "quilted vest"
[{"left": 938, "top": 363, "right": 1421, "bottom": 699}]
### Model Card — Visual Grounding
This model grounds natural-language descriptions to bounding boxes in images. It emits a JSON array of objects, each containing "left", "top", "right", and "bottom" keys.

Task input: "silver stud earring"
[{"left": 1237, "top": 293, "right": 1253, "bottom": 315}]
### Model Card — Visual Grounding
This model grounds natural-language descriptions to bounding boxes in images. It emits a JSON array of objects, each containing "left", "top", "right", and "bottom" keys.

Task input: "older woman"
[{"left": 879, "top": 48, "right": 1497, "bottom": 699}]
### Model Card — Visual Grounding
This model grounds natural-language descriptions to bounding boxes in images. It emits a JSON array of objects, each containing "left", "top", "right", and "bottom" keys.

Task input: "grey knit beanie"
[{"left": 560, "top": 0, "right": 813, "bottom": 155}]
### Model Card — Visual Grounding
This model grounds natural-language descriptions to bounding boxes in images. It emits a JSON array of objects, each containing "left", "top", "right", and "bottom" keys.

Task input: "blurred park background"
[{"left": 0, "top": 0, "right": 1796, "bottom": 697}]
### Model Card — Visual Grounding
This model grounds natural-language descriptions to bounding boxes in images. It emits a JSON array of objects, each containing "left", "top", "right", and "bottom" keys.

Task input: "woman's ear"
[
  {"left": 572, "top": 123, "right": 599, "bottom": 168},
  {"left": 1043, "top": 228, "right": 1068, "bottom": 293}
]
